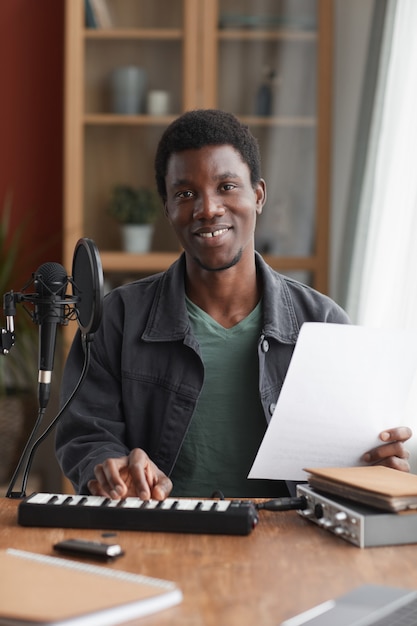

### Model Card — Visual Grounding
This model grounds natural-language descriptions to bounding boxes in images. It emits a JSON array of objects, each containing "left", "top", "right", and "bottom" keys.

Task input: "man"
[{"left": 56, "top": 109, "right": 412, "bottom": 500}]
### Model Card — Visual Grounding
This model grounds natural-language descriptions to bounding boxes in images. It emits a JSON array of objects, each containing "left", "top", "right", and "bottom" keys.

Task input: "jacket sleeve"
[{"left": 55, "top": 320, "right": 129, "bottom": 494}]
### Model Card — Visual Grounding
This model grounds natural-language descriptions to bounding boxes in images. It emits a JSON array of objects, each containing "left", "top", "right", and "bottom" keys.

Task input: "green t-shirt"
[{"left": 170, "top": 297, "right": 287, "bottom": 498}]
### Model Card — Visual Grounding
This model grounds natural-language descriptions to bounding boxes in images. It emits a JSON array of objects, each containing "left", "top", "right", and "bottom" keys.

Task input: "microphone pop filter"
[{"left": 72, "top": 238, "right": 104, "bottom": 335}]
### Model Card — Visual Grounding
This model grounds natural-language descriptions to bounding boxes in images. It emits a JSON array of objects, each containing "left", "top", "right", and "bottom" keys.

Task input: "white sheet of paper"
[{"left": 249, "top": 323, "right": 417, "bottom": 481}]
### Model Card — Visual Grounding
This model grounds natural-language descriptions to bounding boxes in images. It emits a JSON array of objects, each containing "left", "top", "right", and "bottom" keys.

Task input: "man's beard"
[{"left": 193, "top": 249, "right": 242, "bottom": 272}]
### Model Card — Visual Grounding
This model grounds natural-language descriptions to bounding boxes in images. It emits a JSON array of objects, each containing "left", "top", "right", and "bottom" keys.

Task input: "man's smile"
[{"left": 197, "top": 227, "right": 230, "bottom": 238}]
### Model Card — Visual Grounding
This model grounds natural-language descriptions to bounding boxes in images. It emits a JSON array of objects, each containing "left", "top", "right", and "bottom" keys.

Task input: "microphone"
[
  {"left": 33, "top": 262, "right": 69, "bottom": 410},
  {"left": 3, "top": 238, "right": 104, "bottom": 498}
]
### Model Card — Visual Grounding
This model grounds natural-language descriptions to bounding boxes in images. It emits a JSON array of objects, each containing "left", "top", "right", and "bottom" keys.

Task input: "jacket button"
[
  {"left": 262, "top": 338, "right": 269, "bottom": 352},
  {"left": 269, "top": 403, "right": 276, "bottom": 416}
]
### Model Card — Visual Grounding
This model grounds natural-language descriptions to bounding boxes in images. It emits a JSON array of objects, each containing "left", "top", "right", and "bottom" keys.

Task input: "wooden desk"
[{"left": 2, "top": 496, "right": 417, "bottom": 625}]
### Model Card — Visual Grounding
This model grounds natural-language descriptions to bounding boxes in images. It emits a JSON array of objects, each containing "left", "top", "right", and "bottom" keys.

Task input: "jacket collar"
[
  {"left": 142, "top": 252, "right": 299, "bottom": 344},
  {"left": 255, "top": 252, "right": 300, "bottom": 344}
]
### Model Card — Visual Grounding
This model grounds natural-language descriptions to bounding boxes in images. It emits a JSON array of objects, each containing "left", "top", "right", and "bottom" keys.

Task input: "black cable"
[
  {"left": 256, "top": 496, "right": 308, "bottom": 511},
  {"left": 208, "top": 492, "right": 307, "bottom": 511},
  {"left": 210, "top": 490, "right": 225, "bottom": 500},
  {"left": 5, "top": 406, "right": 46, "bottom": 498},
  {"left": 6, "top": 336, "right": 92, "bottom": 499}
]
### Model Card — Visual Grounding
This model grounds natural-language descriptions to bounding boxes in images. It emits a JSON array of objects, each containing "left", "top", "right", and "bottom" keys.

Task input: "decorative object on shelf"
[
  {"left": 255, "top": 66, "right": 277, "bottom": 116},
  {"left": 108, "top": 185, "right": 160, "bottom": 253},
  {"left": 146, "top": 90, "right": 171, "bottom": 116},
  {"left": 121, "top": 224, "right": 154, "bottom": 254},
  {"left": 110, "top": 66, "right": 147, "bottom": 115},
  {"left": 0, "top": 195, "right": 38, "bottom": 485}
]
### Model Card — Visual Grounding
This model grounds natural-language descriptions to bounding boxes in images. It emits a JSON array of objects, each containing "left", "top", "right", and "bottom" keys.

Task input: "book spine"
[
  {"left": 84, "top": 0, "right": 97, "bottom": 29},
  {"left": 90, "top": 0, "right": 113, "bottom": 28}
]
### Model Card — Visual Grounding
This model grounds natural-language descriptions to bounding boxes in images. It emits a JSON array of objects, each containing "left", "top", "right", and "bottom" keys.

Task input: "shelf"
[
  {"left": 85, "top": 28, "right": 183, "bottom": 40},
  {"left": 99, "top": 251, "right": 320, "bottom": 275},
  {"left": 84, "top": 114, "right": 177, "bottom": 126},
  {"left": 217, "top": 29, "right": 317, "bottom": 42},
  {"left": 83, "top": 114, "right": 316, "bottom": 127},
  {"left": 100, "top": 251, "right": 180, "bottom": 274},
  {"left": 241, "top": 116, "right": 316, "bottom": 127},
  {"left": 262, "top": 255, "right": 322, "bottom": 271}
]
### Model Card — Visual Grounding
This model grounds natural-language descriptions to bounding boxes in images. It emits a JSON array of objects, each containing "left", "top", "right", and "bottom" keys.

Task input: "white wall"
[{"left": 330, "top": 0, "right": 375, "bottom": 301}]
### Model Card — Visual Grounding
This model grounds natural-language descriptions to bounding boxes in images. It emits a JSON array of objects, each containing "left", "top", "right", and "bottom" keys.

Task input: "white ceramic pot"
[{"left": 121, "top": 224, "right": 153, "bottom": 253}]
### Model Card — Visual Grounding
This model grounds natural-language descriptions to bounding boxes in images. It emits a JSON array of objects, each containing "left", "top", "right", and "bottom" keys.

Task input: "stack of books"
[{"left": 305, "top": 465, "right": 417, "bottom": 512}]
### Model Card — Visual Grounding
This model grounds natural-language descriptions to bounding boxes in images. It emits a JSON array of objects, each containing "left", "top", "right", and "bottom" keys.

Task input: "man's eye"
[
  {"left": 222, "top": 183, "right": 236, "bottom": 191},
  {"left": 177, "top": 190, "right": 194, "bottom": 199}
]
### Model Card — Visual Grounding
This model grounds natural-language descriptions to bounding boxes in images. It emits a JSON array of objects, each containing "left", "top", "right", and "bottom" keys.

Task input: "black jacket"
[{"left": 55, "top": 253, "right": 349, "bottom": 493}]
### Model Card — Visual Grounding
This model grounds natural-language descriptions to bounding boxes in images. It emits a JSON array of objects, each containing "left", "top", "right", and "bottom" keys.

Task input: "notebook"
[
  {"left": 281, "top": 584, "right": 417, "bottom": 625},
  {"left": 305, "top": 466, "right": 417, "bottom": 512},
  {"left": 0, "top": 548, "right": 182, "bottom": 625}
]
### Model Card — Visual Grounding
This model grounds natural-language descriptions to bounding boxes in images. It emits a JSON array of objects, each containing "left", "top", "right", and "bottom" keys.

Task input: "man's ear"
[
  {"left": 164, "top": 201, "right": 170, "bottom": 220},
  {"left": 255, "top": 179, "right": 267, "bottom": 215}
]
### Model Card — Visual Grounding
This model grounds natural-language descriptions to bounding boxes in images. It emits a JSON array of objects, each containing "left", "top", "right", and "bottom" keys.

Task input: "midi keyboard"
[{"left": 18, "top": 493, "right": 259, "bottom": 536}]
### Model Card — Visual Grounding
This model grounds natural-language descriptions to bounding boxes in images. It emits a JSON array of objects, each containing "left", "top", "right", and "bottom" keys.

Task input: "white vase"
[{"left": 121, "top": 224, "right": 153, "bottom": 253}]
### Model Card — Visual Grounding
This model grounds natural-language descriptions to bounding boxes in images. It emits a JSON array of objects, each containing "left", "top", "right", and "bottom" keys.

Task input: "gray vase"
[{"left": 110, "top": 66, "right": 147, "bottom": 115}]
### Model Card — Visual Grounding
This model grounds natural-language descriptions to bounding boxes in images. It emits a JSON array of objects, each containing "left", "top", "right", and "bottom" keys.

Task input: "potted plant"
[
  {"left": 0, "top": 194, "right": 39, "bottom": 486},
  {"left": 108, "top": 184, "right": 160, "bottom": 253}
]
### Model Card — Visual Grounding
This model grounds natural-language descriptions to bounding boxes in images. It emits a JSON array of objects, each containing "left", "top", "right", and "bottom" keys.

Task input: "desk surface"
[{"left": 2, "top": 497, "right": 417, "bottom": 625}]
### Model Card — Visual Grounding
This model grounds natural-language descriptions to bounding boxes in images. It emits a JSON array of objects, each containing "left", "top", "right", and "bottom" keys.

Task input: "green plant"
[
  {"left": 108, "top": 185, "right": 160, "bottom": 225},
  {"left": 0, "top": 193, "right": 38, "bottom": 396}
]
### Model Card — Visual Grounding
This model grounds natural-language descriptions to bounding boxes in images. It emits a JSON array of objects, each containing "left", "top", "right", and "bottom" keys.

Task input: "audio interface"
[{"left": 296, "top": 484, "right": 417, "bottom": 548}]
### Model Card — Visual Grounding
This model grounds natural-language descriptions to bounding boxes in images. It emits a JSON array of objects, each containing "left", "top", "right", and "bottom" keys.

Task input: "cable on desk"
[{"left": 256, "top": 496, "right": 308, "bottom": 511}]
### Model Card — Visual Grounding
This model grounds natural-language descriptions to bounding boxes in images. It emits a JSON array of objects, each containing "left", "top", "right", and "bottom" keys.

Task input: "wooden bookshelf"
[{"left": 63, "top": 0, "right": 333, "bottom": 346}]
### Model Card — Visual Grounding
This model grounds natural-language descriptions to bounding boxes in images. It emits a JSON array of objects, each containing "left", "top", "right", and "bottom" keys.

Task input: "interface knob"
[{"left": 314, "top": 503, "right": 324, "bottom": 519}]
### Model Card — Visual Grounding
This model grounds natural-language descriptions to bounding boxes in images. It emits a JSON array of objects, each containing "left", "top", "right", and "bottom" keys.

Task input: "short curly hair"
[{"left": 154, "top": 109, "right": 262, "bottom": 201}]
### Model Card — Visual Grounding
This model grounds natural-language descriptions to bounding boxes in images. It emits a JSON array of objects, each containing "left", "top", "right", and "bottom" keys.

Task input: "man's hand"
[
  {"left": 87, "top": 448, "right": 173, "bottom": 500},
  {"left": 362, "top": 426, "right": 412, "bottom": 472}
]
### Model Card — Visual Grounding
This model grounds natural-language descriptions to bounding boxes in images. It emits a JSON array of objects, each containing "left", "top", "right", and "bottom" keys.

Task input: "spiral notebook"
[{"left": 0, "top": 548, "right": 182, "bottom": 625}]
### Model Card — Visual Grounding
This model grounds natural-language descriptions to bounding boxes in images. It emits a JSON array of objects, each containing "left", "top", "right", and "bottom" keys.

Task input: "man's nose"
[{"left": 193, "top": 193, "right": 225, "bottom": 219}]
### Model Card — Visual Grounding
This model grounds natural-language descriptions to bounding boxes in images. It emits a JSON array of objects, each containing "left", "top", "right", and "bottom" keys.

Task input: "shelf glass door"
[{"left": 214, "top": 0, "right": 320, "bottom": 282}]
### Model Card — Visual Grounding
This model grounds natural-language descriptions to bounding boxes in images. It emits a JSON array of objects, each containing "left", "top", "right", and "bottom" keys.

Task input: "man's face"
[{"left": 164, "top": 145, "right": 266, "bottom": 272}]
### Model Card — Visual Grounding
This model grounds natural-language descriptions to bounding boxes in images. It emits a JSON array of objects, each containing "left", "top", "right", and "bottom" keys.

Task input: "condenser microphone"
[
  {"left": 34, "top": 262, "right": 68, "bottom": 409},
  {"left": 5, "top": 238, "right": 104, "bottom": 499}
]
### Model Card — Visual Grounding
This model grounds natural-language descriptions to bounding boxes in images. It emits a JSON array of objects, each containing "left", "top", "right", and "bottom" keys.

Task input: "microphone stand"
[
  {"left": 3, "top": 238, "right": 104, "bottom": 499},
  {"left": 6, "top": 334, "right": 92, "bottom": 499},
  {"left": 5, "top": 406, "right": 47, "bottom": 499}
]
